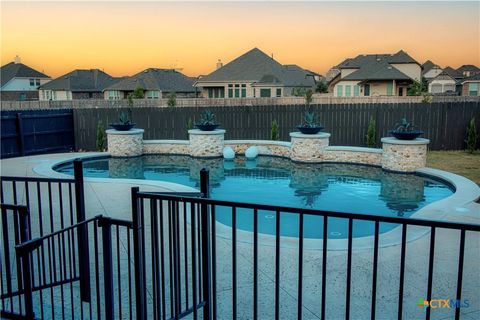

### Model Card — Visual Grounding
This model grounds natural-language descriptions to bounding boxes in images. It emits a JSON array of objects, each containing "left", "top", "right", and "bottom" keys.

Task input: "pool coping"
[{"left": 30, "top": 152, "right": 480, "bottom": 251}]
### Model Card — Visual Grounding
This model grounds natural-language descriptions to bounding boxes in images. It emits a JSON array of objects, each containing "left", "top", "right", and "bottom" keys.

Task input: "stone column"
[
  {"left": 381, "top": 137, "right": 430, "bottom": 172},
  {"left": 290, "top": 132, "right": 331, "bottom": 162},
  {"left": 188, "top": 129, "right": 226, "bottom": 158},
  {"left": 106, "top": 129, "right": 144, "bottom": 157}
]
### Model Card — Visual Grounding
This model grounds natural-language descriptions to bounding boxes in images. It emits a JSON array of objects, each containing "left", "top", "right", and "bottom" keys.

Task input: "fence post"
[
  {"left": 17, "top": 206, "right": 35, "bottom": 319},
  {"left": 74, "top": 159, "right": 91, "bottom": 302},
  {"left": 200, "top": 168, "right": 212, "bottom": 320},
  {"left": 15, "top": 113, "right": 25, "bottom": 156},
  {"left": 100, "top": 218, "right": 114, "bottom": 320},
  {"left": 131, "top": 187, "right": 146, "bottom": 320}
]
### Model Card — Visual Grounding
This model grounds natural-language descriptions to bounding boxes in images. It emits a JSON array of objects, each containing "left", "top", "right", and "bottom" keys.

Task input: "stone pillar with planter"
[
  {"left": 188, "top": 129, "right": 226, "bottom": 158},
  {"left": 106, "top": 128, "right": 144, "bottom": 157},
  {"left": 381, "top": 137, "right": 430, "bottom": 172},
  {"left": 290, "top": 132, "right": 331, "bottom": 162}
]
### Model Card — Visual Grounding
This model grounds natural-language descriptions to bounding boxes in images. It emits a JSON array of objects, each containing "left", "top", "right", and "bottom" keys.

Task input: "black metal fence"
[
  {"left": 73, "top": 101, "right": 480, "bottom": 150},
  {"left": 1, "top": 167, "right": 480, "bottom": 319},
  {"left": 0, "top": 109, "right": 75, "bottom": 159}
]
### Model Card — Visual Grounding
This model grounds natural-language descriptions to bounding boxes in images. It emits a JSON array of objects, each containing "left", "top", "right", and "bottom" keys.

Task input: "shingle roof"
[
  {"left": 197, "top": 48, "right": 315, "bottom": 87},
  {"left": 443, "top": 66, "right": 464, "bottom": 79},
  {"left": 342, "top": 59, "right": 411, "bottom": 81},
  {"left": 105, "top": 68, "right": 195, "bottom": 92},
  {"left": 337, "top": 50, "right": 419, "bottom": 69},
  {"left": 422, "top": 60, "right": 441, "bottom": 74},
  {"left": 1, "top": 62, "right": 50, "bottom": 87},
  {"left": 39, "top": 69, "right": 120, "bottom": 92},
  {"left": 457, "top": 65, "right": 480, "bottom": 73},
  {"left": 461, "top": 73, "right": 480, "bottom": 83},
  {"left": 430, "top": 71, "right": 455, "bottom": 82}
]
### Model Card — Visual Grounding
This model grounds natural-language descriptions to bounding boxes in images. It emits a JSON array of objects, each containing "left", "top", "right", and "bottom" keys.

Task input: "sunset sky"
[{"left": 1, "top": 1, "right": 479, "bottom": 78}]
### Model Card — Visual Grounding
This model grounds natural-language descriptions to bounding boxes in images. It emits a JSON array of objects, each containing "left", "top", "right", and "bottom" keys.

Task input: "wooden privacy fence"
[
  {"left": 1, "top": 109, "right": 75, "bottom": 158},
  {"left": 74, "top": 101, "right": 480, "bottom": 151}
]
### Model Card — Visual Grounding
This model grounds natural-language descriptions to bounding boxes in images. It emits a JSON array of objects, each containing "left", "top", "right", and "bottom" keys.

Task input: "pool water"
[{"left": 56, "top": 155, "right": 453, "bottom": 239}]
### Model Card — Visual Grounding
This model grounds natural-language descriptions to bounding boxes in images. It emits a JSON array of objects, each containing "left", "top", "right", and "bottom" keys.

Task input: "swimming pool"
[{"left": 56, "top": 155, "right": 454, "bottom": 239}]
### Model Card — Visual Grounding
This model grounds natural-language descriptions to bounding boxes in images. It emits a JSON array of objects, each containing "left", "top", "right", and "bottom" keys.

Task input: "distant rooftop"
[
  {"left": 1, "top": 60, "right": 50, "bottom": 87},
  {"left": 39, "top": 69, "right": 120, "bottom": 92}
]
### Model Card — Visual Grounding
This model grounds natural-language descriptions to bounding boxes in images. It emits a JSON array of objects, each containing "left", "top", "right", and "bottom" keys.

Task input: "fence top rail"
[
  {"left": 15, "top": 215, "right": 103, "bottom": 253},
  {"left": 136, "top": 192, "right": 480, "bottom": 232},
  {"left": 0, "top": 203, "right": 28, "bottom": 212},
  {"left": 0, "top": 175, "right": 74, "bottom": 184}
]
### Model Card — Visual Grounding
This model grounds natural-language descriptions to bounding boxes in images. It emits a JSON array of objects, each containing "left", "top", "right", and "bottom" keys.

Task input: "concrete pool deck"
[{"left": 1, "top": 152, "right": 479, "bottom": 319}]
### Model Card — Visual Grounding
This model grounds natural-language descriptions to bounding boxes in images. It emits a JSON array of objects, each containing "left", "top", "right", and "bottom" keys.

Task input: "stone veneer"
[
  {"left": 226, "top": 140, "right": 291, "bottom": 158},
  {"left": 290, "top": 132, "right": 331, "bottom": 162},
  {"left": 106, "top": 129, "right": 144, "bottom": 157},
  {"left": 323, "top": 146, "right": 383, "bottom": 166},
  {"left": 143, "top": 140, "right": 189, "bottom": 155},
  {"left": 188, "top": 129, "right": 226, "bottom": 158},
  {"left": 381, "top": 137, "right": 430, "bottom": 172}
]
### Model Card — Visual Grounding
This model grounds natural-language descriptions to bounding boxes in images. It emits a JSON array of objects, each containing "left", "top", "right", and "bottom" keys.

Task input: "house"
[
  {"left": 428, "top": 67, "right": 464, "bottom": 95},
  {"left": 104, "top": 68, "right": 196, "bottom": 99},
  {"left": 328, "top": 50, "right": 421, "bottom": 97},
  {"left": 422, "top": 60, "right": 443, "bottom": 81},
  {"left": 461, "top": 74, "right": 480, "bottom": 96},
  {"left": 457, "top": 65, "right": 480, "bottom": 78},
  {"left": 194, "top": 48, "right": 316, "bottom": 98},
  {"left": 38, "top": 69, "right": 121, "bottom": 100},
  {"left": 0, "top": 56, "right": 51, "bottom": 101}
]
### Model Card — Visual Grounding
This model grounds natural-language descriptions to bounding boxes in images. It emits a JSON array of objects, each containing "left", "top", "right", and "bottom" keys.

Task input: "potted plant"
[
  {"left": 110, "top": 110, "right": 136, "bottom": 131},
  {"left": 297, "top": 111, "right": 324, "bottom": 134},
  {"left": 195, "top": 110, "right": 219, "bottom": 131},
  {"left": 390, "top": 117, "right": 423, "bottom": 140}
]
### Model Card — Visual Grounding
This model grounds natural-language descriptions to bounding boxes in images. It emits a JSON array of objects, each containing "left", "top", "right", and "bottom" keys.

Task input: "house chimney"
[
  {"left": 14, "top": 55, "right": 21, "bottom": 64},
  {"left": 216, "top": 59, "right": 223, "bottom": 70}
]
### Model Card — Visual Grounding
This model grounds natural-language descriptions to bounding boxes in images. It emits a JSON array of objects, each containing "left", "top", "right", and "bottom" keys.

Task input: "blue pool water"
[{"left": 56, "top": 155, "right": 454, "bottom": 239}]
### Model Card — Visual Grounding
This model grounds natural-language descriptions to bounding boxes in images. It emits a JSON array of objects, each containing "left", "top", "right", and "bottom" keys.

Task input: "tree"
[
  {"left": 465, "top": 117, "right": 478, "bottom": 153},
  {"left": 96, "top": 120, "right": 106, "bottom": 151},
  {"left": 292, "top": 87, "right": 307, "bottom": 97},
  {"left": 316, "top": 80, "right": 328, "bottom": 93},
  {"left": 271, "top": 119, "right": 279, "bottom": 141},
  {"left": 365, "top": 117, "right": 376, "bottom": 148},
  {"left": 408, "top": 77, "right": 428, "bottom": 96},
  {"left": 305, "top": 89, "right": 314, "bottom": 108},
  {"left": 131, "top": 87, "right": 145, "bottom": 99},
  {"left": 167, "top": 92, "right": 177, "bottom": 107}
]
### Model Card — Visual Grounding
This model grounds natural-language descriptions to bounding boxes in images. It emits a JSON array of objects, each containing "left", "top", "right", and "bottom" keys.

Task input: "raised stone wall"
[
  {"left": 143, "top": 140, "right": 189, "bottom": 155},
  {"left": 106, "top": 129, "right": 144, "bottom": 157},
  {"left": 381, "top": 137, "right": 430, "bottom": 172},
  {"left": 188, "top": 129, "right": 225, "bottom": 158},
  {"left": 226, "top": 140, "right": 291, "bottom": 157},
  {"left": 323, "top": 147, "right": 382, "bottom": 166},
  {"left": 290, "top": 132, "right": 330, "bottom": 162}
]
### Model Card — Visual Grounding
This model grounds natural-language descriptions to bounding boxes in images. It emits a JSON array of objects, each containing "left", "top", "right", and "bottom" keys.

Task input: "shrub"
[
  {"left": 465, "top": 117, "right": 477, "bottom": 153},
  {"left": 186, "top": 118, "right": 193, "bottom": 130},
  {"left": 316, "top": 80, "right": 328, "bottom": 93},
  {"left": 366, "top": 117, "right": 376, "bottom": 148},
  {"left": 422, "top": 92, "right": 433, "bottom": 103},
  {"left": 96, "top": 120, "right": 106, "bottom": 151},
  {"left": 167, "top": 92, "right": 177, "bottom": 107},
  {"left": 305, "top": 89, "right": 314, "bottom": 107},
  {"left": 271, "top": 119, "right": 279, "bottom": 141},
  {"left": 131, "top": 87, "right": 145, "bottom": 99}
]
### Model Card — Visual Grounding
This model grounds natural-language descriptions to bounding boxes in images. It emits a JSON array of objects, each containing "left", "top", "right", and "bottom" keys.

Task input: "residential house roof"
[
  {"left": 461, "top": 73, "right": 480, "bottom": 83},
  {"left": 442, "top": 67, "right": 464, "bottom": 79},
  {"left": 421, "top": 60, "right": 442, "bottom": 75},
  {"left": 1, "top": 62, "right": 50, "bottom": 87},
  {"left": 196, "top": 48, "right": 315, "bottom": 87},
  {"left": 429, "top": 71, "right": 456, "bottom": 82},
  {"left": 457, "top": 65, "right": 480, "bottom": 73},
  {"left": 337, "top": 50, "right": 419, "bottom": 69},
  {"left": 39, "top": 69, "right": 120, "bottom": 92},
  {"left": 342, "top": 59, "right": 412, "bottom": 81},
  {"left": 105, "top": 68, "right": 195, "bottom": 92}
]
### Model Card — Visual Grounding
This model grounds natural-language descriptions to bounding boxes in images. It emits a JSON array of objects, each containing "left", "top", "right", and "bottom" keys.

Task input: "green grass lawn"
[{"left": 427, "top": 151, "right": 480, "bottom": 185}]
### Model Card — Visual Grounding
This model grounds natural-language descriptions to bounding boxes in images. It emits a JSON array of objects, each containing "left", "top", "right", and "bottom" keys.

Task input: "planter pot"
[
  {"left": 195, "top": 124, "right": 220, "bottom": 131},
  {"left": 297, "top": 126, "right": 324, "bottom": 134},
  {"left": 390, "top": 130, "right": 424, "bottom": 140},
  {"left": 110, "top": 123, "right": 136, "bottom": 131}
]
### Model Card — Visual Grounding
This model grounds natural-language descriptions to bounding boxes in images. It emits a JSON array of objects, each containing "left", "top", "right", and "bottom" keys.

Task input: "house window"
[
  {"left": 208, "top": 88, "right": 224, "bottom": 98},
  {"left": 107, "top": 91, "right": 120, "bottom": 100},
  {"left": 52, "top": 91, "right": 57, "bottom": 100},
  {"left": 336, "top": 85, "right": 343, "bottom": 97},
  {"left": 67, "top": 91, "right": 71, "bottom": 100},
  {"left": 46, "top": 90, "right": 51, "bottom": 100},
  {"left": 234, "top": 84, "right": 240, "bottom": 98},
  {"left": 353, "top": 85, "right": 360, "bottom": 96},
  {"left": 20, "top": 93, "right": 27, "bottom": 101},
  {"left": 260, "top": 88, "right": 271, "bottom": 97},
  {"left": 431, "top": 84, "right": 442, "bottom": 94},
  {"left": 29, "top": 79, "right": 35, "bottom": 86},
  {"left": 469, "top": 83, "right": 478, "bottom": 96},
  {"left": 276, "top": 88, "right": 282, "bottom": 97},
  {"left": 345, "top": 85, "right": 351, "bottom": 97},
  {"left": 147, "top": 91, "right": 160, "bottom": 99},
  {"left": 443, "top": 84, "right": 455, "bottom": 92},
  {"left": 386, "top": 83, "right": 393, "bottom": 96},
  {"left": 241, "top": 84, "right": 246, "bottom": 98},
  {"left": 35, "top": 79, "right": 40, "bottom": 86},
  {"left": 228, "top": 84, "right": 233, "bottom": 98}
]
